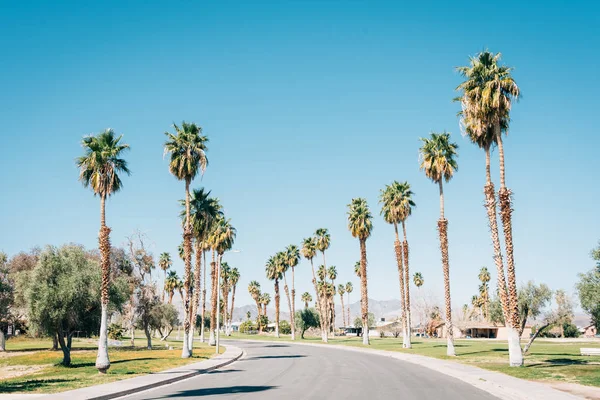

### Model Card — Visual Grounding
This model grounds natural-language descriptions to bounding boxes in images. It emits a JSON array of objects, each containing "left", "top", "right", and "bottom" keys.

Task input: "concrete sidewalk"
[
  {"left": 227, "top": 339, "right": 583, "bottom": 400},
  {"left": 0, "top": 345, "right": 243, "bottom": 400}
]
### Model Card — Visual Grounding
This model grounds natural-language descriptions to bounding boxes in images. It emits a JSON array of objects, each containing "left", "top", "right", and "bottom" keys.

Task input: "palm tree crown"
[
  {"left": 345, "top": 282, "right": 353, "bottom": 294},
  {"left": 347, "top": 198, "right": 373, "bottom": 240},
  {"left": 301, "top": 237, "right": 317, "bottom": 260},
  {"left": 159, "top": 252, "right": 172, "bottom": 272},
  {"left": 413, "top": 272, "right": 424, "bottom": 288},
  {"left": 163, "top": 122, "right": 208, "bottom": 182},
  {"left": 315, "top": 228, "right": 331, "bottom": 253},
  {"left": 285, "top": 245, "right": 300, "bottom": 268},
  {"left": 419, "top": 132, "right": 459, "bottom": 184},
  {"left": 379, "top": 181, "right": 415, "bottom": 226},
  {"left": 77, "top": 129, "right": 130, "bottom": 197},
  {"left": 328, "top": 266, "right": 337, "bottom": 281}
]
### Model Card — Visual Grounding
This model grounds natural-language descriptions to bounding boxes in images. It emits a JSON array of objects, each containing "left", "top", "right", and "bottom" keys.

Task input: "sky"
[{"left": 1, "top": 0, "right": 599, "bottom": 312}]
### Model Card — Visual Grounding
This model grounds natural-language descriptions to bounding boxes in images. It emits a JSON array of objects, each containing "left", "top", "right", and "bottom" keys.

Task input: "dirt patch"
[
  {"left": 0, "top": 364, "right": 49, "bottom": 380},
  {"left": 551, "top": 382, "right": 600, "bottom": 400},
  {"left": 0, "top": 351, "right": 35, "bottom": 358}
]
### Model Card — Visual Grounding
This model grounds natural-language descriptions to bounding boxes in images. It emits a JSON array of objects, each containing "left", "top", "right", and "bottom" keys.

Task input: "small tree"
[
  {"left": 279, "top": 320, "right": 292, "bottom": 335},
  {"left": 295, "top": 309, "right": 320, "bottom": 339},
  {"left": 26, "top": 245, "right": 127, "bottom": 366},
  {"left": 0, "top": 253, "right": 13, "bottom": 351},
  {"left": 577, "top": 242, "right": 600, "bottom": 331}
]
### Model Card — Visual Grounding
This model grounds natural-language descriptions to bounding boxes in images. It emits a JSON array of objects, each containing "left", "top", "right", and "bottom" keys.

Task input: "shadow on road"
[
  {"left": 147, "top": 385, "right": 277, "bottom": 398},
  {"left": 243, "top": 355, "right": 306, "bottom": 360},
  {"left": 262, "top": 344, "right": 290, "bottom": 348}
]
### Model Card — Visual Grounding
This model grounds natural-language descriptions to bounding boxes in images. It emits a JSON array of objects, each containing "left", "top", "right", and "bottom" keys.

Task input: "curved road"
[{"left": 123, "top": 340, "right": 498, "bottom": 399}]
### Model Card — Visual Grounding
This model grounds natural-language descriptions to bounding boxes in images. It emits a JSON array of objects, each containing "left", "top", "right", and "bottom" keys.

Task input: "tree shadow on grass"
[
  {"left": 0, "top": 378, "right": 75, "bottom": 393},
  {"left": 458, "top": 348, "right": 507, "bottom": 356},
  {"left": 147, "top": 385, "right": 277, "bottom": 398},
  {"left": 66, "top": 357, "right": 158, "bottom": 368}
]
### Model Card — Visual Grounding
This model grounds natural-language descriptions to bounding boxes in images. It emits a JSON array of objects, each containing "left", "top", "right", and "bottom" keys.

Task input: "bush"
[
  {"left": 379, "top": 330, "right": 385, "bottom": 338},
  {"left": 239, "top": 320, "right": 256, "bottom": 333},
  {"left": 279, "top": 320, "right": 291, "bottom": 335},
  {"left": 108, "top": 323, "right": 124, "bottom": 340},
  {"left": 563, "top": 322, "right": 580, "bottom": 338}
]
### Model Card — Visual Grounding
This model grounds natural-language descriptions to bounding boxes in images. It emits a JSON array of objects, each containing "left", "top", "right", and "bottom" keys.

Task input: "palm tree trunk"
[
  {"left": 359, "top": 239, "right": 369, "bottom": 345},
  {"left": 393, "top": 224, "right": 407, "bottom": 348},
  {"left": 347, "top": 292, "right": 351, "bottom": 329},
  {"left": 438, "top": 216, "right": 455, "bottom": 356},
  {"left": 255, "top": 298, "right": 263, "bottom": 333},
  {"left": 200, "top": 251, "right": 207, "bottom": 342},
  {"left": 291, "top": 267, "right": 296, "bottom": 340},
  {"left": 208, "top": 251, "right": 217, "bottom": 345},
  {"left": 310, "top": 259, "right": 327, "bottom": 342},
  {"left": 340, "top": 294, "right": 346, "bottom": 327},
  {"left": 274, "top": 280, "right": 280, "bottom": 337},
  {"left": 163, "top": 269, "right": 167, "bottom": 303},
  {"left": 484, "top": 147, "right": 510, "bottom": 323},
  {"left": 181, "top": 179, "right": 193, "bottom": 358},
  {"left": 282, "top": 273, "right": 294, "bottom": 338},
  {"left": 96, "top": 194, "right": 111, "bottom": 373},
  {"left": 191, "top": 243, "right": 202, "bottom": 335},
  {"left": 402, "top": 221, "right": 412, "bottom": 349},
  {"left": 497, "top": 130, "right": 523, "bottom": 367},
  {"left": 168, "top": 291, "right": 174, "bottom": 304},
  {"left": 229, "top": 284, "right": 236, "bottom": 336}
]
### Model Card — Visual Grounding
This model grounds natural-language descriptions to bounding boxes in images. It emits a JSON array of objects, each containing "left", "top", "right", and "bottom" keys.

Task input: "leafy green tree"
[
  {"left": 279, "top": 320, "right": 292, "bottom": 335},
  {"left": 353, "top": 313, "right": 375, "bottom": 328},
  {"left": 347, "top": 198, "right": 373, "bottom": 345},
  {"left": 419, "top": 131, "right": 458, "bottom": 356},
  {"left": 164, "top": 121, "right": 208, "bottom": 358},
  {"left": 26, "top": 245, "right": 127, "bottom": 366},
  {"left": 76, "top": 128, "right": 130, "bottom": 372},
  {"left": 517, "top": 281, "right": 552, "bottom": 336},
  {"left": 577, "top": 242, "right": 600, "bottom": 331},
  {"left": 135, "top": 284, "right": 162, "bottom": 349},
  {"left": 239, "top": 320, "right": 256, "bottom": 333},
  {"left": 0, "top": 253, "right": 13, "bottom": 351},
  {"left": 296, "top": 308, "right": 320, "bottom": 339}
]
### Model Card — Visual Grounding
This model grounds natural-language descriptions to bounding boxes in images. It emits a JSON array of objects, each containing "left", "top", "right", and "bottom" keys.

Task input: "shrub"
[
  {"left": 108, "top": 323, "right": 124, "bottom": 340},
  {"left": 379, "top": 330, "right": 385, "bottom": 338},
  {"left": 239, "top": 320, "right": 256, "bottom": 333},
  {"left": 563, "top": 322, "right": 580, "bottom": 338},
  {"left": 279, "top": 320, "right": 291, "bottom": 334}
]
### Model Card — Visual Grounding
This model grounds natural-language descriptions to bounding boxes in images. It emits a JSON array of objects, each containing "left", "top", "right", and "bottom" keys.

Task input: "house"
[
  {"left": 436, "top": 321, "right": 532, "bottom": 339},
  {"left": 580, "top": 324, "right": 597, "bottom": 338}
]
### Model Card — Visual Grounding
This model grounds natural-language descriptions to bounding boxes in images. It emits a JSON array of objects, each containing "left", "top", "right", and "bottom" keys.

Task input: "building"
[
  {"left": 436, "top": 321, "right": 532, "bottom": 340},
  {"left": 580, "top": 324, "right": 598, "bottom": 338}
]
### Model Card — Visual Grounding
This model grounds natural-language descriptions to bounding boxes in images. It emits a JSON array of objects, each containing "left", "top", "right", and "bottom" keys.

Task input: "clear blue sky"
[{"left": 1, "top": 0, "right": 598, "bottom": 310}]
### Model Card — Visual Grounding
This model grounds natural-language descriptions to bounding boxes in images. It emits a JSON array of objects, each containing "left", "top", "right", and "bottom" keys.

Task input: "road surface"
[{"left": 123, "top": 340, "right": 498, "bottom": 399}]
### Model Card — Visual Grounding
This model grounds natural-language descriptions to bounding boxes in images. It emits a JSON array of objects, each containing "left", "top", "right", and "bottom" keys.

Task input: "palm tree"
[
  {"left": 316, "top": 265, "right": 330, "bottom": 335},
  {"left": 456, "top": 51, "right": 522, "bottom": 366},
  {"left": 478, "top": 267, "right": 491, "bottom": 320},
  {"left": 345, "top": 282, "right": 353, "bottom": 326},
  {"left": 185, "top": 189, "right": 222, "bottom": 343},
  {"left": 302, "top": 237, "right": 327, "bottom": 342},
  {"left": 209, "top": 217, "right": 236, "bottom": 345},
  {"left": 379, "top": 181, "right": 416, "bottom": 348},
  {"left": 219, "top": 262, "right": 231, "bottom": 337},
  {"left": 76, "top": 128, "right": 130, "bottom": 373},
  {"left": 301, "top": 292, "right": 312, "bottom": 309},
  {"left": 164, "top": 121, "right": 208, "bottom": 358},
  {"left": 158, "top": 253, "right": 172, "bottom": 302},
  {"left": 315, "top": 229, "right": 331, "bottom": 270},
  {"left": 266, "top": 256, "right": 282, "bottom": 337},
  {"left": 328, "top": 266, "right": 337, "bottom": 332},
  {"left": 354, "top": 261, "right": 361, "bottom": 278},
  {"left": 277, "top": 251, "right": 294, "bottom": 339},
  {"left": 338, "top": 284, "right": 346, "bottom": 326},
  {"left": 260, "top": 293, "right": 271, "bottom": 318},
  {"left": 285, "top": 245, "right": 300, "bottom": 340},
  {"left": 165, "top": 270, "right": 180, "bottom": 304},
  {"left": 413, "top": 272, "right": 424, "bottom": 288},
  {"left": 347, "top": 198, "right": 373, "bottom": 345},
  {"left": 228, "top": 267, "right": 240, "bottom": 335},
  {"left": 248, "top": 280, "right": 262, "bottom": 332},
  {"left": 419, "top": 131, "right": 458, "bottom": 356}
]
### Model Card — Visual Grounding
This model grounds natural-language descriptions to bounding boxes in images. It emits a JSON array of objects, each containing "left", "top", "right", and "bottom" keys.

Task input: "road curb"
[
  {"left": 42, "top": 345, "right": 243, "bottom": 400},
  {"left": 226, "top": 338, "right": 582, "bottom": 400}
]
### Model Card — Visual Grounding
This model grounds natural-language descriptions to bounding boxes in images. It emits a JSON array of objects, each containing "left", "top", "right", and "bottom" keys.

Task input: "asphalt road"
[{"left": 123, "top": 340, "right": 498, "bottom": 400}]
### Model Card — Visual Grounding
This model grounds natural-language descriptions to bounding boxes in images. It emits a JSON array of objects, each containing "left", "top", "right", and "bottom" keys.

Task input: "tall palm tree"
[
  {"left": 76, "top": 128, "right": 130, "bottom": 373},
  {"left": 345, "top": 282, "right": 353, "bottom": 326},
  {"left": 285, "top": 245, "right": 300, "bottom": 340},
  {"left": 260, "top": 293, "right": 271, "bottom": 318},
  {"left": 316, "top": 265, "right": 329, "bottom": 335},
  {"left": 419, "top": 131, "right": 458, "bottom": 356},
  {"left": 158, "top": 253, "right": 172, "bottom": 302},
  {"left": 219, "top": 262, "right": 231, "bottom": 336},
  {"left": 301, "top": 292, "right": 312, "bottom": 309},
  {"left": 328, "top": 266, "right": 337, "bottom": 332},
  {"left": 478, "top": 267, "right": 491, "bottom": 321},
  {"left": 209, "top": 217, "right": 236, "bottom": 345},
  {"left": 347, "top": 198, "right": 373, "bottom": 345},
  {"left": 379, "top": 181, "right": 416, "bottom": 348},
  {"left": 302, "top": 237, "right": 327, "bottom": 342},
  {"left": 248, "top": 280, "right": 262, "bottom": 332},
  {"left": 456, "top": 51, "right": 522, "bottom": 366},
  {"left": 315, "top": 229, "right": 331, "bottom": 270},
  {"left": 185, "top": 189, "right": 222, "bottom": 343},
  {"left": 266, "top": 256, "right": 282, "bottom": 337},
  {"left": 277, "top": 251, "right": 294, "bottom": 338},
  {"left": 338, "top": 284, "right": 346, "bottom": 327},
  {"left": 164, "top": 121, "right": 208, "bottom": 358},
  {"left": 165, "top": 270, "right": 180, "bottom": 304},
  {"left": 228, "top": 267, "right": 240, "bottom": 335}
]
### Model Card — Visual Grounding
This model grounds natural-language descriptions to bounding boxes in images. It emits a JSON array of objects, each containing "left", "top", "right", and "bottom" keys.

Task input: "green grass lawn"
[
  {"left": 227, "top": 333, "right": 600, "bottom": 387},
  {"left": 0, "top": 333, "right": 222, "bottom": 394}
]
